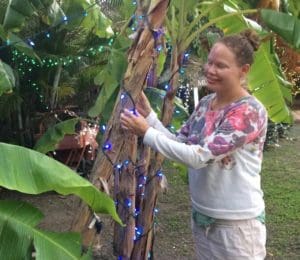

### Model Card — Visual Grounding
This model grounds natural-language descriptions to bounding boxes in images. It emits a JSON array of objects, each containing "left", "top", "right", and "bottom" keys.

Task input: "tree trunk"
[
  {"left": 131, "top": 43, "right": 182, "bottom": 260},
  {"left": 71, "top": 0, "right": 170, "bottom": 258},
  {"left": 50, "top": 64, "right": 63, "bottom": 110},
  {"left": 15, "top": 74, "right": 25, "bottom": 145}
]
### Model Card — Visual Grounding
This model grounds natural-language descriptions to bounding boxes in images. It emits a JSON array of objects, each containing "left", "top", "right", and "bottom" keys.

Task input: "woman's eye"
[{"left": 216, "top": 63, "right": 226, "bottom": 69}]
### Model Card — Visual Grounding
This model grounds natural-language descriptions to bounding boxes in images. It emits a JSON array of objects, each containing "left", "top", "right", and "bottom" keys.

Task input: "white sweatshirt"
[{"left": 143, "top": 94, "right": 268, "bottom": 220}]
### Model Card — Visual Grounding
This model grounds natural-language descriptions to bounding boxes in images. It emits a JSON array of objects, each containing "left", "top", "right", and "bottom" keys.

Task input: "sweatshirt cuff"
[{"left": 145, "top": 110, "right": 158, "bottom": 126}]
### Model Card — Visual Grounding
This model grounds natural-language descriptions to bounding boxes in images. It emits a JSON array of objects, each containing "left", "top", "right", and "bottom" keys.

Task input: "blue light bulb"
[
  {"left": 102, "top": 141, "right": 112, "bottom": 151},
  {"left": 156, "top": 170, "right": 163, "bottom": 177},
  {"left": 28, "top": 39, "right": 35, "bottom": 47},
  {"left": 124, "top": 198, "right": 132, "bottom": 208}
]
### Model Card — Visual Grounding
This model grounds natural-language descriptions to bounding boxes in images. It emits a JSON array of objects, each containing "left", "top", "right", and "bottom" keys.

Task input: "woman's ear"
[{"left": 241, "top": 64, "right": 250, "bottom": 75}]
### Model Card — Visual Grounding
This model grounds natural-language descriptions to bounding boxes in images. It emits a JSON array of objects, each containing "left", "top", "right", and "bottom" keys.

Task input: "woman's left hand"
[{"left": 120, "top": 109, "right": 150, "bottom": 137}]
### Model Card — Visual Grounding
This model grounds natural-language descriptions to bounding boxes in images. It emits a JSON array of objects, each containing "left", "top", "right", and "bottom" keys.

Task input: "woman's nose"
[{"left": 205, "top": 63, "right": 215, "bottom": 75}]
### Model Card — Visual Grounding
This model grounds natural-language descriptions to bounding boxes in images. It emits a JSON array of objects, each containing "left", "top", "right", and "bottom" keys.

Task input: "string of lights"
[
  {"left": 2, "top": 0, "right": 191, "bottom": 256},
  {"left": 100, "top": 87, "right": 164, "bottom": 247},
  {"left": 0, "top": 0, "right": 110, "bottom": 51}
]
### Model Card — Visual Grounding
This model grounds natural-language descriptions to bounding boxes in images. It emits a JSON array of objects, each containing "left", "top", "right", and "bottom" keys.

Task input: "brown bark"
[
  {"left": 131, "top": 44, "right": 182, "bottom": 259},
  {"left": 71, "top": 0, "right": 171, "bottom": 258},
  {"left": 257, "top": 0, "right": 280, "bottom": 10}
]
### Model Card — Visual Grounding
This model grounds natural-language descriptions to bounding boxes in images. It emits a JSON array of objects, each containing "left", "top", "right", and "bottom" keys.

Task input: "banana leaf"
[
  {"left": 2, "top": 0, "right": 35, "bottom": 30},
  {"left": 2, "top": 0, "right": 65, "bottom": 30},
  {"left": 88, "top": 37, "right": 128, "bottom": 117},
  {"left": 34, "top": 118, "right": 79, "bottom": 154},
  {"left": 61, "top": 0, "right": 113, "bottom": 38},
  {"left": 260, "top": 9, "right": 300, "bottom": 51},
  {"left": 144, "top": 87, "right": 189, "bottom": 130},
  {"left": 0, "top": 200, "right": 91, "bottom": 260},
  {"left": 249, "top": 41, "right": 293, "bottom": 123},
  {"left": 88, "top": 69, "right": 119, "bottom": 118},
  {"left": 0, "top": 142, "right": 122, "bottom": 225},
  {"left": 0, "top": 60, "right": 15, "bottom": 96}
]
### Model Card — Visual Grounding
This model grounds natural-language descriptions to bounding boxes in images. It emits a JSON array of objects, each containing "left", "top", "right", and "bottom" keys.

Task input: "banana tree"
[
  {"left": 72, "top": 1, "right": 171, "bottom": 259},
  {"left": 0, "top": 142, "right": 122, "bottom": 259},
  {"left": 260, "top": 8, "right": 300, "bottom": 95}
]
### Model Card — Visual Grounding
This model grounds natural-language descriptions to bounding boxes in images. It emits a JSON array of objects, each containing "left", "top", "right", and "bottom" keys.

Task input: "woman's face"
[{"left": 204, "top": 43, "right": 249, "bottom": 93}]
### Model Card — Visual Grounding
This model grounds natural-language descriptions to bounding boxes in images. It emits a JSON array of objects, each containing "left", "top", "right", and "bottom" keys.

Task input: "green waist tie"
[{"left": 192, "top": 208, "right": 265, "bottom": 228}]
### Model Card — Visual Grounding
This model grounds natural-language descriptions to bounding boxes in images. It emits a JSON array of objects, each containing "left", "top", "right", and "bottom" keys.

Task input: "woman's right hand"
[{"left": 136, "top": 91, "right": 152, "bottom": 117}]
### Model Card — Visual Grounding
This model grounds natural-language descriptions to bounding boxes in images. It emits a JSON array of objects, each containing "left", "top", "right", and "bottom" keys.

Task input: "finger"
[
  {"left": 123, "top": 109, "right": 133, "bottom": 117},
  {"left": 124, "top": 108, "right": 139, "bottom": 117},
  {"left": 120, "top": 112, "right": 131, "bottom": 121}
]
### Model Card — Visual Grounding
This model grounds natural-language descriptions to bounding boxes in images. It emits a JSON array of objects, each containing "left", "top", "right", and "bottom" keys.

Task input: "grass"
[
  {"left": 262, "top": 125, "right": 300, "bottom": 258},
  {"left": 153, "top": 124, "right": 300, "bottom": 259}
]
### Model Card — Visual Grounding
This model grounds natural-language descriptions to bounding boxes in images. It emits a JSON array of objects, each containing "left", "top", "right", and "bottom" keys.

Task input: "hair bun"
[{"left": 240, "top": 29, "right": 260, "bottom": 51}]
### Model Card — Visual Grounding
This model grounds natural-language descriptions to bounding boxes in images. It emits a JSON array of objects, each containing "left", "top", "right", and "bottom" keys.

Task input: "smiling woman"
[{"left": 120, "top": 29, "right": 268, "bottom": 260}]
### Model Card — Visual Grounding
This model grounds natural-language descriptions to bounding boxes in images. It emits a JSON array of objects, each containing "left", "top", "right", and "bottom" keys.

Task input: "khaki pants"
[{"left": 191, "top": 217, "right": 266, "bottom": 260}]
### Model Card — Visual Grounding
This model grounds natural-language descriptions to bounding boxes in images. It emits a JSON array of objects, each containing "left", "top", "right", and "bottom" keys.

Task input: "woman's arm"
[
  {"left": 145, "top": 110, "right": 189, "bottom": 142},
  {"left": 143, "top": 102, "right": 267, "bottom": 169}
]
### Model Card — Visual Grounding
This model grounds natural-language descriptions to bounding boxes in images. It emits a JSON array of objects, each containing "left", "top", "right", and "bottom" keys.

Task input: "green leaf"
[
  {"left": 248, "top": 42, "right": 293, "bottom": 123},
  {"left": 45, "top": 0, "right": 66, "bottom": 26},
  {"left": 0, "top": 27, "right": 38, "bottom": 60},
  {"left": 109, "top": 48, "right": 128, "bottom": 80},
  {"left": 3, "top": 0, "right": 35, "bottom": 30},
  {"left": 156, "top": 50, "right": 167, "bottom": 77},
  {"left": 34, "top": 118, "right": 79, "bottom": 154},
  {"left": 171, "top": 0, "right": 199, "bottom": 14},
  {"left": 0, "top": 200, "right": 41, "bottom": 259},
  {"left": 7, "top": 32, "right": 41, "bottom": 61},
  {"left": 61, "top": 0, "right": 113, "bottom": 38},
  {"left": 88, "top": 41, "right": 127, "bottom": 117},
  {"left": 260, "top": 9, "right": 300, "bottom": 50},
  {"left": 287, "top": 0, "right": 300, "bottom": 18},
  {"left": 34, "top": 230, "right": 83, "bottom": 260},
  {"left": 144, "top": 88, "right": 189, "bottom": 129},
  {"left": 88, "top": 70, "right": 119, "bottom": 117},
  {"left": 0, "top": 142, "right": 122, "bottom": 225},
  {"left": 0, "top": 60, "right": 15, "bottom": 96},
  {"left": 117, "top": 0, "right": 136, "bottom": 21},
  {"left": 208, "top": 2, "right": 261, "bottom": 35},
  {"left": 0, "top": 200, "right": 91, "bottom": 260},
  {"left": 2, "top": 0, "right": 66, "bottom": 30}
]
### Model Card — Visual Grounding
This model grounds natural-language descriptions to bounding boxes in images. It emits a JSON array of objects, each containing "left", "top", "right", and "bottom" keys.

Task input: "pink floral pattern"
[{"left": 179, "top": 94, "right": 267, "bottom": 161}]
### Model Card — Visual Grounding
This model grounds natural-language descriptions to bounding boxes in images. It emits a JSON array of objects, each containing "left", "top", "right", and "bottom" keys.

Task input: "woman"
[{"left": 120, "top": 29, "right": 267, "bottom": 259}]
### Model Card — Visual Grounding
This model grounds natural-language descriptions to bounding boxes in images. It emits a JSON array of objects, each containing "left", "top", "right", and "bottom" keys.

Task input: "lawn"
[{"left": 262, "top": 124, "right": 300, "bottom": 258}]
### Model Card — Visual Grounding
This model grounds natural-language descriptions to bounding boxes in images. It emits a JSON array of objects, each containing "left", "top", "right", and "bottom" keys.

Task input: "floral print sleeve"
[
  {"left": 143, "top": 95, "right": 267, "bottom": 169},
  {"left": 204, "top": 100, "right": 267, "bottom": 157}
]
